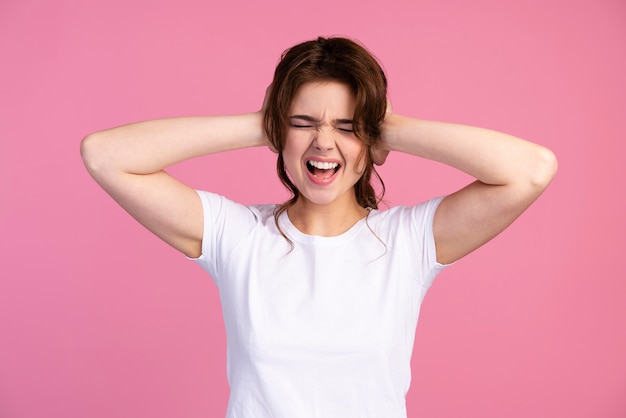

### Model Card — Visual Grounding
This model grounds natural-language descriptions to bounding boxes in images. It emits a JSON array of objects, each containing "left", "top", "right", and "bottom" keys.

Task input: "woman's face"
[{"left": 282, "top": 80, "right": 365, "bottom": 208}]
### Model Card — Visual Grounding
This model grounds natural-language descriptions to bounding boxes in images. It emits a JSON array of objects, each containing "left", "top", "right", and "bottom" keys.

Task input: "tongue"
[{"left": 313, "top": 168, "right": 333, "bottom": 179}]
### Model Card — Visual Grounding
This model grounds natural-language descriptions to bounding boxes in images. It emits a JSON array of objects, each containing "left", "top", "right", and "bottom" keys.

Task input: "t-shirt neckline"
[{"left": 278, "top": 209, "right": 376, "bottom": 246}]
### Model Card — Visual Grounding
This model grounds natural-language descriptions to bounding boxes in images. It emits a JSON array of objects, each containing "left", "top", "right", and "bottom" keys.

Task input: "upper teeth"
[{"left": 308, "top": 161, "right": 338, "bottom": 170}]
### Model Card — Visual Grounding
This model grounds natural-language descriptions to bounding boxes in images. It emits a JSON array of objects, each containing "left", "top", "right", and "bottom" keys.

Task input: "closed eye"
[
  {"left": 289, "top": 115, "right": 317, "bottom": 129},
  {"left": 335, "top": 118, "right": 355, "bottom": 133}
]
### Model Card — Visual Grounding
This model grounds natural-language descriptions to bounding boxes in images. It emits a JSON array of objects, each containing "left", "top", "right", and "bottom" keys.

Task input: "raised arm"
[
  {"left": 80, "top": 112, "right": 267, "bottom": 258},
  {"left": 381, "top": 114, "right": 557, "bottom": 265}
]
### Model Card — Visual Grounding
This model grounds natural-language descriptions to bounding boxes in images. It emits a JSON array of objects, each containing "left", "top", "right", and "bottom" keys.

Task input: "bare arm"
[
  {"left": 80, "top": 112, "right": 267, "bottom": 258},
  {"left": 381, "top": 114, "right": 558, "bottom": 265}
]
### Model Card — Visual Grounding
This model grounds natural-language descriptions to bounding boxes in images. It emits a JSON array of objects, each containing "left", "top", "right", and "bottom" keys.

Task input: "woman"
[{"left": 81, "top": 37, "right": 557, "bottom": 418}]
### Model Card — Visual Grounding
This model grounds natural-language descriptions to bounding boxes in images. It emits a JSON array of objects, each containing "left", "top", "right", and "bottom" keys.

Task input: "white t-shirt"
[{"left": 191, "top": 190, "right": 447, "bottom": 418}]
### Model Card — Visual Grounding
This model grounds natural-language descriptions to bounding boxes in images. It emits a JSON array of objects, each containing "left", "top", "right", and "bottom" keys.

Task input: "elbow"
[
  {"left": 80, "top": 131, "right": 109, "bottom": 178},
  {"left": 532, "top": 146, "right": 558, "bottom": 189},
  {"left": 540, "top": 147, "right": 559, "bottom": 187},
  {"left": 80, "top": 133, "right": 97, "bottom": 174}
]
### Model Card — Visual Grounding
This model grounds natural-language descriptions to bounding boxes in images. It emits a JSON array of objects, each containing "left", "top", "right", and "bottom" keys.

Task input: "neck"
[{"left": 287, "top": 196, "right": 369, "bottom": 237}]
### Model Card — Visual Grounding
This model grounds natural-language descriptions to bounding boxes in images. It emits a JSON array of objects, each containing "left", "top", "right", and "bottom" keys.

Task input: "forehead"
[{"left": 289, "top": 80, "right": 356, "bottom": 117}]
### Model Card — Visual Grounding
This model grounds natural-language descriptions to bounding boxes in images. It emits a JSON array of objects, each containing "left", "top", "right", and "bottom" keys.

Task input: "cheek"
[
  {"left": 281, "top": 135, "right": 295, "bottom": 160},
  {"left": 346, "top": 142, "right": 368, "bottom": 174},
  {"left": 283, "top": 130, "right": 308, "bottom": 152},
  {"left": 281, "top": 137, "right": 302, "bottom": 177}
]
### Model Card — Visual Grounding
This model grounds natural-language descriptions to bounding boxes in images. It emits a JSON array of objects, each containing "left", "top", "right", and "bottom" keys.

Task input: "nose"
[{"left": 312, "top": 126, "right": 335, "bottom": 151}]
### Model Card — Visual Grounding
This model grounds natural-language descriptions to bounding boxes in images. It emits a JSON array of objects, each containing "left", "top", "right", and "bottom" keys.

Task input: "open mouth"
[{"left": 306, "top": 160, "right": 340, "bottom": 179}]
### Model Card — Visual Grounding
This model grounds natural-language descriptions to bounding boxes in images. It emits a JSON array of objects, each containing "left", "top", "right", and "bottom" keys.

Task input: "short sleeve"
[
  {"left": 410, "top": 196, "right": 450, "bottom": 288},
  {"left": 388, "top": 196, "right": 450, "bottom": 290},
  {"left": 188, "top": 190, "right": 259, "bottom": 283}
]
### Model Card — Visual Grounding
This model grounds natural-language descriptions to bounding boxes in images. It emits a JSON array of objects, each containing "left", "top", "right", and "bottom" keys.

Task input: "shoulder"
[
  {"left": 368, "top": 196, "right": 445, "bottom": 231},
  {"left": 191, "top": 191, "right": 280, "bottom": 269},
  {"left": 364, "top": 197, "right": 450, "bottom": 284},
  {"left": 195, "top": 190, "right": 279, "bottom": 252},
  {"left": 195, "top": 190, "right": 277, "bottom": 224},
  {"left": 366, "top": 197, "right": 446, "bottom": 262}
]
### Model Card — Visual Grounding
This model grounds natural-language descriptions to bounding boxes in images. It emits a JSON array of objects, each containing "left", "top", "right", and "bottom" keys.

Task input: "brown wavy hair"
[{"left": 263, "top": 36, "right": 388, "bottom": 238}]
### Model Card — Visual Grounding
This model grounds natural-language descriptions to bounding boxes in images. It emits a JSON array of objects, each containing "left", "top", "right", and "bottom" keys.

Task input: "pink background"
[{"left": 1, "top": 0, "right": 625, "bottom": 417}]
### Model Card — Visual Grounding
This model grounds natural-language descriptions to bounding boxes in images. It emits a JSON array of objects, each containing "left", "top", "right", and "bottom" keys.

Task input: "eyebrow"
[{"left": 289, "top": 115, "right": 353, "bottom": 124}]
